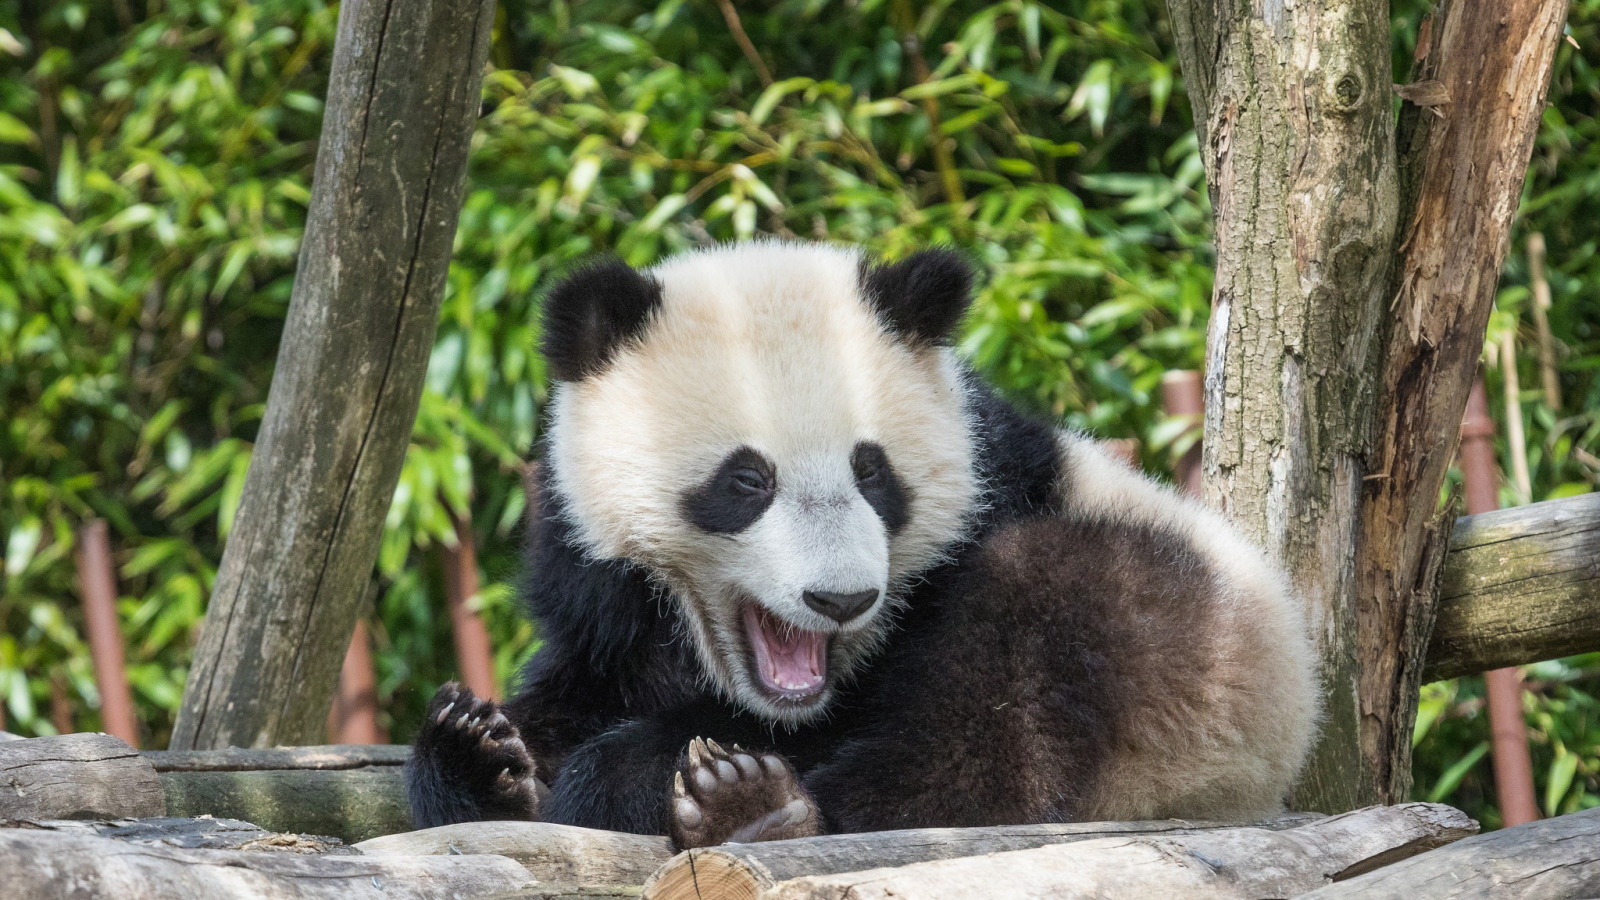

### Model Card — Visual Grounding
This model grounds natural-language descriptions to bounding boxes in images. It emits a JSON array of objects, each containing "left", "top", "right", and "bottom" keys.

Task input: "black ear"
[
  {"left": 540, "top": 256, "right": 664, "bottom": 382},
  {"left": 860, "top": 248, "right": 975, "bottom": 345}
]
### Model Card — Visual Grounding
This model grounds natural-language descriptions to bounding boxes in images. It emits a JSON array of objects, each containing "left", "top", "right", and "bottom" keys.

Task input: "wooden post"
[
  {"left": 170, "top": 0, "right": 496, "bottom": 749},
  {"left": 74, "top": 519, "right": 139, "bottom": 747},
  {"left": 1459, "top": 378, "right": 1541, "bottom": 827},
  {"left": 1159, "top": 370, "right": 1203, "bottom": 496},
  {"left": 326, "top": 620, "right": 385, "bottom": 744},
  {"left": 442, "top": 509, "right": 496, "bottom": 698}
]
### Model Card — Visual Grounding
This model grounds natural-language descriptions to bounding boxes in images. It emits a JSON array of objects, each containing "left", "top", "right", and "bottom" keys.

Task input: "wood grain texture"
[
  {"left": 0, "top": 733, "right": 164, "bottom": 820},
  {"left": 359, "top": 820, "right": 673, "bottom": 886},
  {"left": 1427, "top": 492, "right": 1600, "bottom": 680},
  {"left": 742, "top": 803, "right": 1475, "bottom": 900},
  {"left": 1354, "top": 0, "right": 1568, "bottom": 810},
  {"left": 0, "top": 827, "right": 531, "bottom": 900},
  {"left": 642, "top": 814, "right": 1327, "bottom": 900},
  {"left": 1297, "top": 806, "right": 1600, "bottom": 899},
  {"left": 0, "top": 816, "right": 351, "bottom": 853},
  {"left": 169, "top": 0, "right": 497, "bottom": 750}
]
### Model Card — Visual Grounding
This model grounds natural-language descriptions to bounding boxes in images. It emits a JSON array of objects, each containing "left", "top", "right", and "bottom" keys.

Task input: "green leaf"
[{"left": 1427, "top": 741, "right": 1490, "bottom": 803}]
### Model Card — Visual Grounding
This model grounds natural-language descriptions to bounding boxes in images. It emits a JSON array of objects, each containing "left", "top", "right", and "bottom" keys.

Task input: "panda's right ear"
[
  {"left": 860, "top": 248, "right": 975, "bottom": 346},
  {"left": 539, "top": 256, "right": 663, "bottom": 382}
]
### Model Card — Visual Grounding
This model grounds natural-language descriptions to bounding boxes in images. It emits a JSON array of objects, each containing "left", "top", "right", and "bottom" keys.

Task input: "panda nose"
[{"left": 803, "top": 589, "right": 879, "bottom": 623}]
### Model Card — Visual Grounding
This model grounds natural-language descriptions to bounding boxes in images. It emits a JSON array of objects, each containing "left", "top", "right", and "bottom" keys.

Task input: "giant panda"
[{"left": 404, "top": 241, "right": 1319, "bottom": 848}]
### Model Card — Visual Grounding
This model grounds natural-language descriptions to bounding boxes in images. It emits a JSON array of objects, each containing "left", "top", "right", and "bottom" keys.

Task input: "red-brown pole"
[
  {"left": 74, "top": 520, "right": 139, "bottom": 747},
  {"left": 326, "top": 620, "right": 385, "bottom": 744},
  {"left": 1460, "top": 377, "right": 1541, "bottom": 826},
  {"left": 1160, "top": 370, "right": 1204, "bottom": 496},
  {"left": 442, "top": 510, "right": 497, "bottom": 699}
]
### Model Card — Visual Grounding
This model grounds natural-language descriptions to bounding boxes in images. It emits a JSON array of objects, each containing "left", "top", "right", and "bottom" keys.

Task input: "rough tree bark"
[
  {"left": 1353, "top": 0, "right": 1567, "bottom": 807},
  {"left": 1167, "top": 0, "right": 1400, "bottom": 813},
  {"left": 170, "top": 0, "right": 496, "bottom": 749},
  {"left": 1167, "top": 0, "right": 1567, "bottom": 810}
]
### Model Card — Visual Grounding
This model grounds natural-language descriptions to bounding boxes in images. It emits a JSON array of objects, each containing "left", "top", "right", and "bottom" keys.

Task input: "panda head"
[{"left": 541, "top": 242, "right": 979, "bottom": 724}]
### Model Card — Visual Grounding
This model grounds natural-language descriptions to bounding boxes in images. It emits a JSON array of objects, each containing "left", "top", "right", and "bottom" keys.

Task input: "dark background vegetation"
[{"left": 0, "top": 0, "right": 1596, "bottom": 827}]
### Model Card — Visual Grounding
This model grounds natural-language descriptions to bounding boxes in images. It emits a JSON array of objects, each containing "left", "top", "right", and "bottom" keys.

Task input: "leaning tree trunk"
[
  {"left": 170, "top": 0, "right": 495, "bottom": 749},
  {"left": 1166, "top": 0, "right": 1566, "bottom": 810}
]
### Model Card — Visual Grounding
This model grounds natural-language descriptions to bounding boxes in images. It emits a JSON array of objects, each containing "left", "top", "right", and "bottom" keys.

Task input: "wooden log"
[
  {"left": 1, "top": 816, "right": 350, "bottom": 853},
  {"left": 170, "top": 0, "right": 497, "bottom": 751},
  {"left": 1427, "top": 492, "right": 1600, "bottom": 680},
  {"left": 0, "top": 827, "right": 531, "bottom": 900},
  {"left": 159, "top": 766, "right": 408, "bottom": 843},
  {"left": 702, "top": 803, "right": 1474, "bottom": 900},
  {"left": 0, "top": 733, "right": 164, "bottom": 820},
  {"left": 359, "top": 820, "right": 673, "bottom": 886},
  {"left": 1297, "top": 806, "right": 1600, "bottom": 899},
  {"left": 643, "top": 813, "right": 1325, "bottom": 900},
  {"left": 145, "top": 743, "right": 411, "bottom": 772}
]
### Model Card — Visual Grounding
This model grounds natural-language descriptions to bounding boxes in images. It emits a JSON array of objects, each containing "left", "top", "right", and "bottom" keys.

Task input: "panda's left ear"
[
  {"left": 860, "top": 248, "right": 975, "bottom": 346},
  {"left": 540, "top": 256, "right": 664, "bottom": 382}
]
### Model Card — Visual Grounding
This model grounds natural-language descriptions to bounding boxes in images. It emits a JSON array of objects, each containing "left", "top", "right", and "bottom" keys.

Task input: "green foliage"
[{"left": 0, "top": 0, "right": 1596, "bottom": 825}]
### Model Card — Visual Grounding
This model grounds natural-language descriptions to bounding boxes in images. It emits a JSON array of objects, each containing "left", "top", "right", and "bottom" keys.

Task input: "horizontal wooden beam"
[{"left": 1427, "top": 492, "right": 1600, "bottom": 681}]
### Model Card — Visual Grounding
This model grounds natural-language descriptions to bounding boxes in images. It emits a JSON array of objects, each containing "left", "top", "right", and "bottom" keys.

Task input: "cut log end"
[{"left": 646, "top": 848, "right": 769, "bottom": 900}]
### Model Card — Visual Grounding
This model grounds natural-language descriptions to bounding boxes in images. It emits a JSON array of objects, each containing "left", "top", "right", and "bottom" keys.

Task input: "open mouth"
[{"left": 742, "top": 604, "right": 829, "bottom": 702}]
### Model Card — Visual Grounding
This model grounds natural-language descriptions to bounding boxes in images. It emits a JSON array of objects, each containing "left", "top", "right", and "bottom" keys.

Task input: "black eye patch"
[
  {"left": 682, "top": 447, "right": 777, "bottom": 534},
  {"left": 852, "top": 442, "right": 910, "bottom": 534}
]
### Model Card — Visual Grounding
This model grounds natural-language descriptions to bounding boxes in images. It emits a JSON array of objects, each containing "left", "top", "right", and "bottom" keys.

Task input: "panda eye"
[
  {"left": 855, "top": 460, "right": 883, "bottom": 484},
  {"left": 730, "top": 467, "right": 772, "bottom": 496}
]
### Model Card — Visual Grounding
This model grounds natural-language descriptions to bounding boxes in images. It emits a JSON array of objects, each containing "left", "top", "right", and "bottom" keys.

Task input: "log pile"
[{"left": 4, "top": 733, "right": 1600, "bottom": 898}]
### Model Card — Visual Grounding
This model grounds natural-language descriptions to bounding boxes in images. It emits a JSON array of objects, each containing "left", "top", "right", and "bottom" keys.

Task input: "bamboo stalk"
[
  {"left": 74, "top": 519, "right": 139, "bottom": 747},
  {"left": 1459, "top": 378, "right": 1540, "bottom": 828},
  {"left": 1526, "top": 232, "right": 1562, "bottom": 409},
  {"left": 1498, "top": 331, "right": 1533, "bottom": 505}
]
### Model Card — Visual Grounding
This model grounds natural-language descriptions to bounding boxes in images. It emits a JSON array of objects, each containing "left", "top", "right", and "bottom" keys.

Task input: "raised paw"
[
  {"left": 409, "top": 682, "right": 543, "bottom": 824},
  {"left": 669, "top": 738, "right": 821, "bottom": 849}
]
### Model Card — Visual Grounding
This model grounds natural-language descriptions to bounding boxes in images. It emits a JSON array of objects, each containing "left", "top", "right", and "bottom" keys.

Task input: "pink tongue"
[{"left": 744, "top": 605, "right": 826, "bottom": 695}]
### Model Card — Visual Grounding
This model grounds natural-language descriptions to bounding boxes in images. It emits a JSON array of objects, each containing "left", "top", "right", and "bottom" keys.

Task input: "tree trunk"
[
  {"left": 1167, "top": 0, "right": 1567, "bottom": 811},
  {"left": 170, "top": 0, "right": 496, "bottom": 749},
  {"left": 1352, "top": 0, "right": 1567, "bottom": 806},
  {"left": 1167, "top": 0, "right": 1401, "bottom": 814}
]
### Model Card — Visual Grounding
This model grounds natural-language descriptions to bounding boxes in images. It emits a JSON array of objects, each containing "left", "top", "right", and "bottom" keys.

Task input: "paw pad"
[{"left": 669, "top": 737, "right": 819, "bottom": 848}]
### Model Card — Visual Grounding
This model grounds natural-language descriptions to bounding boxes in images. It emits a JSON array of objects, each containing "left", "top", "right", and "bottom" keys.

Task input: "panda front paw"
[
  {"left": 669, "top": 737, "right": 821, "bottom": 849},
  {"left": 410, "top": 682, "right": 543, "bottom": 823}
]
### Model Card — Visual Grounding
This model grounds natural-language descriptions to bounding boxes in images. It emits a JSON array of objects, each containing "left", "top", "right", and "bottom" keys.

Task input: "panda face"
[{"left": 542, "top": 242, "right": 978, "bottom": 724}]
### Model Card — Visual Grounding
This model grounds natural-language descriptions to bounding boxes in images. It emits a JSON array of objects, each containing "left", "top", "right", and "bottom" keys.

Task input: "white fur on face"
[{"left": 545, "top": 242, "right": 978, "bottom": 722}]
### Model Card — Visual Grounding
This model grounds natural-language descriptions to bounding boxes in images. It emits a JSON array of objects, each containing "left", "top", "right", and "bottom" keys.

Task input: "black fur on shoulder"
[
  {"left": 540, "top": 256, "right": 663, "bottom": 382},
  {"left": 962, "top": 375, "right": 1064, "bottom": 524},
  {"left": 859, "top": 248, "right": 975, "bottom": 346}
]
